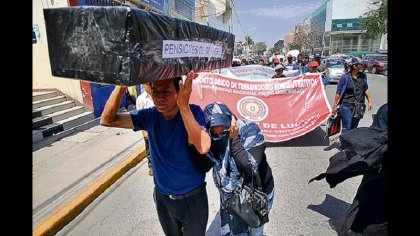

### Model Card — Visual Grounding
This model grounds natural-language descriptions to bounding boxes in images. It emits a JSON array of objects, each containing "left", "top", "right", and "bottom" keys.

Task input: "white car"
[
  {"left": 328, "top": 53, "right": 351, "bottom": 61},
  {"left": 326, "top": 60, "right": 346, "bottom": 83}
]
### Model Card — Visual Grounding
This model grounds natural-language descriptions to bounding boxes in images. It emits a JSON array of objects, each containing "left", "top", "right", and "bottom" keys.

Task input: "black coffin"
[{"left": 43, "top": 6, "right": 234, "bottom": 86}]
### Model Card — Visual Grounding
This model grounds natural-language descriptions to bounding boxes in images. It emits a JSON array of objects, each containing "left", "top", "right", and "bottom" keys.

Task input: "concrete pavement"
[{"left": 33, "top": 118, "right": 147, "bottom": 236}]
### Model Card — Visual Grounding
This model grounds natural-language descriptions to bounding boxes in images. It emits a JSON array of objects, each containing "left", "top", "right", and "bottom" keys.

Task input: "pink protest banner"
[{"left": 190, "top": 73, "right": 332, "bottom": 142}]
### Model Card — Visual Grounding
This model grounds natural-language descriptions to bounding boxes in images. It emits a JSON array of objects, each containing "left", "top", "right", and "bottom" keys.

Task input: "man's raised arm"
[
  {"left": 177, "top": 71, "right": 211, "bottom": 154},
  {"left": 100, "top": 85, "right": 135, "bottom": 129}
]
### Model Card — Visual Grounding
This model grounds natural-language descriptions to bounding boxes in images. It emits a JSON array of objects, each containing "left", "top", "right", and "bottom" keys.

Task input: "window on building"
[
  {"left": 372, "top": 37, "right": 381, "bottom": 51},
  {"left": 33, "top": 24, "right": 40, "bottom": 44},
  {"left": 32, "top": 30, "right": 37, "bottom": 44},
  {"left": 324, "top": 36, "right": 330, "bottom": 47},
  {"left": 360, "top": 36, "right": 375, "bottom": 51},
  {"left": 347, "top": 23, "right": 353, "bottom": 27},
  {"left": 343, "top": 39, "right": 351, "bottom": 46},
  {"left": 337, "top": 24, "right": 342, "bottom": 28}
]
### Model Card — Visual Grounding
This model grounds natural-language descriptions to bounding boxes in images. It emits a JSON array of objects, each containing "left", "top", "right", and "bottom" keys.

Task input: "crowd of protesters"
[{"left": 100, "top": 46, "right": 381, "bottom": 235}]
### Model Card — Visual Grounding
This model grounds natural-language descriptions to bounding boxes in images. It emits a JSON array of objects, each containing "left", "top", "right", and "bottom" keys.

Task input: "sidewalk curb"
[{"left": 33, "top": 145, "right": 147, "bottom": 236}]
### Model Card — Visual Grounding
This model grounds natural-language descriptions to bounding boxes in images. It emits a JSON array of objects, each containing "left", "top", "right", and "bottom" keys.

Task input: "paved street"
[
  {"left": 55, "top": 74, "right": 387, "bottom": 236},
  {"left": 33, "top": 0, "right": 388, "bottom": 234}
]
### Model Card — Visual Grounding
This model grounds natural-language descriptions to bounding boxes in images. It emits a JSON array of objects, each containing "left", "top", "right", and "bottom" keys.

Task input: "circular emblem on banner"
[{"left": 237, "top": 96, "right": 269, "bottom": 121}]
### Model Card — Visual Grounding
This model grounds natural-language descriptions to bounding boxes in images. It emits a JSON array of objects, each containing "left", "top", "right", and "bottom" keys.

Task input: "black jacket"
[
  {"left": 309, "top": 127, "right": 387, "bottom": 187},
  {"left": 309, "top": 127, "right": 388, "bottom": 235},
  {"left": 230, "top": 137, "right": 274, "bottom": 195}
]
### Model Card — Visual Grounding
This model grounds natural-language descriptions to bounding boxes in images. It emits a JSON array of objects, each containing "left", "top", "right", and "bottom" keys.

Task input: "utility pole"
[
  {"left": 229, "top": 0, "right": 233, "bottom": 33},
  {"left": 245, "top": 35, "right": 249, "bottom": 58}
]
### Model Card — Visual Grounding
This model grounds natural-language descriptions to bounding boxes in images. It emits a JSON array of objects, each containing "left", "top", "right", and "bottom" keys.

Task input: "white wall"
[
  {"left": 206, "top": 0, "right": 231, "bottom": 32},
  {"left": 207, "top": 16, "right": 230, "bottom": 32},
  {"left": 332, "top": 0, "right": 373, "bottom": 19},
  {"left": 33, "top": 0, "right": 84, "bottom": 104},
  {"left": 380, "top": 33, "right": 388, "bottom": 49},
  {"left": 325, "top": 0, "right": 333, "bottom": 31}
]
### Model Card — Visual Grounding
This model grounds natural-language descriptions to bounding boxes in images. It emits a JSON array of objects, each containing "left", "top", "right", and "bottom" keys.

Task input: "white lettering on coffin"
[{"left": 162, "top": 40, "right": 223, "bottom": 59}]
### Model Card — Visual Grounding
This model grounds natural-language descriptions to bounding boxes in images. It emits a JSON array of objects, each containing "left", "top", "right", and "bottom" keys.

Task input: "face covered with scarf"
[{"left": 204, "top": 102, "right": 233, "bottom": 158}]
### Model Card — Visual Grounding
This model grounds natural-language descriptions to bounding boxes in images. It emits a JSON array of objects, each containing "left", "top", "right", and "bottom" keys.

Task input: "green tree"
[
  {"left": 244, "top": 35, "right": 254, "bottom": 46},
  {"left": 289, "top": 22, "right": 322, "bottom": 54},
  {"left": 303, "top": 22, "right": 322, "bottom": 53},
  {"left": 289, "top": 24, "right": 304, "bottom": 51},
  {"left": 273, "top": 40, "right": 284, "bottom": 54},
  {"left": 253, "top": 42, "right": 267, "bottom": 55},
  {"left": 360, "top": 0, "right": 387, "bottom": 37}
]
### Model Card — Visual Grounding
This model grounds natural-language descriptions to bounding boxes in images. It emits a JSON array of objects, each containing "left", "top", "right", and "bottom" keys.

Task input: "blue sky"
[{"left": 232, "top": 0, "right": 325, "bottom": 48}]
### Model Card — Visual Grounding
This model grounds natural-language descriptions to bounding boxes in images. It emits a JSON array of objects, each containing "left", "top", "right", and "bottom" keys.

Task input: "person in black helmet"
[{"left": 332, "top": 57, "right": 374, "bottom": 133}]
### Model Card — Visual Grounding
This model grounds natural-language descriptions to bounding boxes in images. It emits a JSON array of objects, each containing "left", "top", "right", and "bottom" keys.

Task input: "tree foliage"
[
  {"left": 244, "top": 35, "right": 254, "bottom": 46},
  {"left": 360, "top": 0, "right": 387, "bottom": 37},
  {"left": 273, "top": 40, "right": 284, "bottom": 54},
  {"left": 290, "top": 22, "right": 322, "bottom": 54},
  {"left": 253, "top": 42, "right": 267, "bottom": 55}
]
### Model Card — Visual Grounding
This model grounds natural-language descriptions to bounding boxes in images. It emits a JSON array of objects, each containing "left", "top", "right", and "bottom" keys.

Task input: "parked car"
[
  {"left": 325, "top": 60, "right": 346, "bottom": 83},
  {"left": 362, "top": 54, "right": 388, "bottom": 74},
  {"left": 328, "top": 53, "right": 351, "bottom": 62}
]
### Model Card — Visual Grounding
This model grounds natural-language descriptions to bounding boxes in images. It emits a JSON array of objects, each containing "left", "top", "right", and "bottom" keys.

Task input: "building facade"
[
  {"left": 33, "top": 0, "right": 86, "bottom": 106},
  {"left": 304, "top": 0, "right": 387, "bottom": 56},
  {"left": 195, "top": 0, "right": 232, "bottom": 33}
]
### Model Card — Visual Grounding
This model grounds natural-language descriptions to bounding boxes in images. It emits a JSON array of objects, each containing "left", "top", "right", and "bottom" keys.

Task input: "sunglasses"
[{"left": 210, "top": 128, "right": 230, "bottom": 140}]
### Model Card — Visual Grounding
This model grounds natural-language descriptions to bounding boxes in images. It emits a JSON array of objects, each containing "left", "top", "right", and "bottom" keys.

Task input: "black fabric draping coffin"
[{"left": 43, "top": 6, "right": 235, "bottom": 85}]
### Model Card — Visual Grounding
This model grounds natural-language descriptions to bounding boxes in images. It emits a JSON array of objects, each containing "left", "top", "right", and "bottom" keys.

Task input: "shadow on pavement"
[
  {"left": 307, "top": 194, "right": 350, "bottom": 222},
  {"left": 266, "top": 126, "right": 330, "bottom": 148},
  {"left": 32, "top": 118, "right": 100, "bottom": 152}
]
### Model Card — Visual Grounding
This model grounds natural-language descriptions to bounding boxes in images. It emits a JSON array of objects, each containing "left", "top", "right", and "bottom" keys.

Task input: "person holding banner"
[
  {"left": 293, "top": 53, "right": 303, "bottom": 70},
  {"left": 100, "top": 71, "right": 211, "bottom": 236},
  {"left": 306, "top": 61, "right": 330, "bottom": 89},
  {"left": 307, "top": 61, "right": 319, "bottom": 73},
  {"left": 301, "top": 55, "right": 310, "bottom": 73},
  {"left": 271, "top": 57, "right": 280, "bottom": 68},
  {"left": 332, "top": 57, "right": 373, "bottom": 133},
  {"left": 203, "top": 102, "right": 275, "bottom": 236},
  {"left": 272, "top": 64, "right": 286, "bottom": 78},
  {"left": 284, "top": 54, "right": 295, "bottom": 70}
]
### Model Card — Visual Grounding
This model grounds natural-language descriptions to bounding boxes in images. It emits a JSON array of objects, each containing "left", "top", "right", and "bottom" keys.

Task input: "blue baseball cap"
[{"left": 314, "top": 53, "right": 321, "bottom": 58}]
